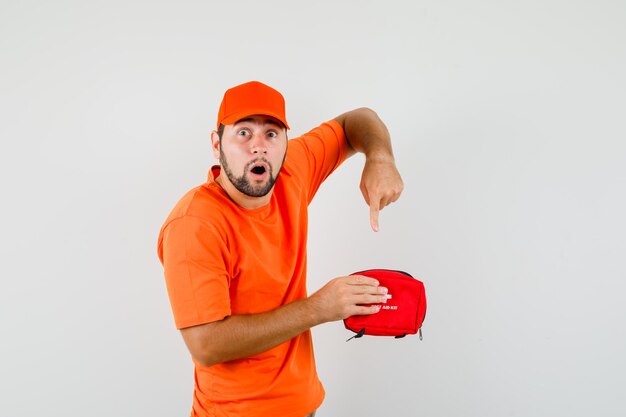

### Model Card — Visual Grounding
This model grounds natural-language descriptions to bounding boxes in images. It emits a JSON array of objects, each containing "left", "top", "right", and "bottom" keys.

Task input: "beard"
[{"left": 219, "top": 149, "right": 285, "bottom": 197}]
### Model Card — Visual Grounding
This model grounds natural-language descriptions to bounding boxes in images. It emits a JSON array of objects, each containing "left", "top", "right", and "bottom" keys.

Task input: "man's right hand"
[
  {"left": 180, "top": 275, "right": 388, "bottom": 367},
  {"left": 307, "top": 274, "right": 389, "bottom": 323}
]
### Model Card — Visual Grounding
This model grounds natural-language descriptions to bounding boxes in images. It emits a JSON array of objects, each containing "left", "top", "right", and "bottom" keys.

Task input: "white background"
[{"left": 1, "top": 1, "right": 625, "bottom": 416}]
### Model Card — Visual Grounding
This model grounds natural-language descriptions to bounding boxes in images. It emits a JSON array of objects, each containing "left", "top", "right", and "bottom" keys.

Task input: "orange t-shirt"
[{"left": 157, "top": 120, "right": 348, "bottom": 417}]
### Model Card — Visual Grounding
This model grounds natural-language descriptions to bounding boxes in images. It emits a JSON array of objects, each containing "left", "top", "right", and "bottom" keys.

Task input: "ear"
[{"left": 210, "top": 130, "right": 221, "bottom": 160}]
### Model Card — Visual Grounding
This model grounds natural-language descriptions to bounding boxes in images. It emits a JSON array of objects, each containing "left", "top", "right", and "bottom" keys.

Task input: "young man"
[{"left": 157, "top": 81, "right": 403, "bottom": 417}]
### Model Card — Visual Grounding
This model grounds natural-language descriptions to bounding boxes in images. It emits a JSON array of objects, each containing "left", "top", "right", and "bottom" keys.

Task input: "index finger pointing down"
[{"left": 369, "top": 200, "right": 380, "bottom": 232}]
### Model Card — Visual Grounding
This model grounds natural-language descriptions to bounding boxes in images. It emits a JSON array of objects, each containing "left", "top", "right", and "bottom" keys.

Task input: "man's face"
[{"left": 215, "top": 115, "right": 288, "bottom": 198}]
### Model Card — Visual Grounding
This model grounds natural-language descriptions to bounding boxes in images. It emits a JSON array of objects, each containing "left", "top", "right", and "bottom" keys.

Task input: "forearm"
[
  {"left": 334, "top": 107, "right": 404, "bottom": 231},
  {"left": 184, "top": 297, "right": 321, "bottom": 367},
  {"left": 182, "top": 274, "right": 386, "bottom": 367},
  {"left": 337, "top": 107, "right": 395, "bottom": 161}
]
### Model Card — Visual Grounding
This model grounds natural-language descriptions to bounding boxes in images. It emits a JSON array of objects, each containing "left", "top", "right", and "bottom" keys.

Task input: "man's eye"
[
  {"left": 238, "top": 130, "right": 250, "bottom": 136},
  {"left": 268, "top": 131, "right": 278, "bottom": 138}
]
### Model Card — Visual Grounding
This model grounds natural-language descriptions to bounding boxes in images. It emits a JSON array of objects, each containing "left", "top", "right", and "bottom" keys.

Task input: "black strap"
[{"left": 346, "top": 328, "right": 366, "bottom": 342}]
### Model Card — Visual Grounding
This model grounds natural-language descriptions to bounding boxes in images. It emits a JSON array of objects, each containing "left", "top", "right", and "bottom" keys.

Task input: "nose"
[{"left": 250, "top": 132, "right": 267, "bottom": 154}]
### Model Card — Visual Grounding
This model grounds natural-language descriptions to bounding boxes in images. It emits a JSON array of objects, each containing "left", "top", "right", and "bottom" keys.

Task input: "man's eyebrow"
[
  {"left": 234, "top": 118, "right": 255, "bottom": 125},
  {"left": 264, "top": 120, "right": 282, "bottom": 127},
  {"left": 234, "top": 117, "right": 283, "bottom": 128}
]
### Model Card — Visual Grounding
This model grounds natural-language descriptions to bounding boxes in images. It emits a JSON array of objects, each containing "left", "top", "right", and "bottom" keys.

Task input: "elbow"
[
  {"left": 345, "top": 107, "right": 382, "bottom": 128},
  {"left": 191, "top": 344, "right": 227, "bottom": 367},
  {"left": 354, "top": 106, "right": 376, "bottom": 114},
  {"left": 181, "top": 322, "right": 225, "bottom": 368},
  {"left": 335, "top": 107, "right": 380, "bottom": 132},
  {"left": 194, "top": 353, "right": 218, "bottom": 368},
  {"left": 351, "top": 107, "right": 378, "bottom": 119}
]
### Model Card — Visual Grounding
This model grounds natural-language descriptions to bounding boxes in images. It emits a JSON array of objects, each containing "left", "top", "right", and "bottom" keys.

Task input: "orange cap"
[{"left": 216, "top": 81, "right": 290, "bottom": 130}]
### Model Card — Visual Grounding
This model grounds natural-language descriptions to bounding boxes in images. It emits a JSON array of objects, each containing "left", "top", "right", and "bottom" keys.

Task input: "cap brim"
[{"left": 220, "top": 110, "right": 290, "bottom": 130}]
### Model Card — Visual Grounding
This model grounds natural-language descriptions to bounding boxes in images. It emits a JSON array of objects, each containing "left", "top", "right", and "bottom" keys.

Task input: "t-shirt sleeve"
[
  {"left": 288, "top": 119, "right": 349, "bottom": 202},
  {"left": 159, "top": 215, "right": 231, "bottom": 329}
]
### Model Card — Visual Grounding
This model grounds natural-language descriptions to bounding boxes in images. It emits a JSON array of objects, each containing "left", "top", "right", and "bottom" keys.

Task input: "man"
[{"left": 157, "top": 81, "right": 403, "bottom": 417}]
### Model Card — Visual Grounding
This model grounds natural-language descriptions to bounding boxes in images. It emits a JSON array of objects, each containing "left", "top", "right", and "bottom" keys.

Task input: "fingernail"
[{"left": 380, "top": 287, "right": 388, "bottom": 294}]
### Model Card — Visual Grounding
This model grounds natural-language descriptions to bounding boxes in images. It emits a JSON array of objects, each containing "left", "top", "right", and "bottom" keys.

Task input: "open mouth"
[
  {"left": 251, "top": 165, "right": 266, "bottom": 175},
  {"left": 248, "top": 160, "right": 269, "bottom": 178}
]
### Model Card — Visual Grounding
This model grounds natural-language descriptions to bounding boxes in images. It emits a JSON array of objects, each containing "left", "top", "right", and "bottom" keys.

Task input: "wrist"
[
  {"left": 365, "top": 151, "right": 395, "bottom": 164},
  {"left": 300, "top": 295, "right": 326, "bottom": 327}
]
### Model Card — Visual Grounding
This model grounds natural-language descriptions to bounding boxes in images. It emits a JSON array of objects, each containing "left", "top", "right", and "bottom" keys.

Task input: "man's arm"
[
  {"left": 334, "top": 107, "right": 404, "bottom": 232},
  {"left": 180, "top": 108, "right": 402, "bottom": 367},
  {"left": 181, "top": 274, "right": 388, "bottom": 367}
]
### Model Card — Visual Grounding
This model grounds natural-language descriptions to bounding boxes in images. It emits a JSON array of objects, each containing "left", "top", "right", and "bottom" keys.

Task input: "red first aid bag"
[{"left": 343, "top": 269, "right": 427, "bottom": 341}]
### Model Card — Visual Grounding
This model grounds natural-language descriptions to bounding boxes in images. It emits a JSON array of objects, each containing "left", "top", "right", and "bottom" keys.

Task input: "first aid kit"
[{"left": 344, "top": 269, "right": 427, "bottom": 341}]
